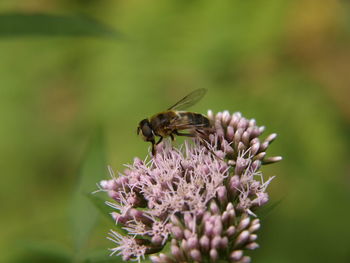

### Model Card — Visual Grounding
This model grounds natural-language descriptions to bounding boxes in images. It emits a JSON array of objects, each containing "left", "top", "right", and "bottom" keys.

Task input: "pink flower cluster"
[{"left": 98, "top": 111, "right": 281, "bottom": 263}]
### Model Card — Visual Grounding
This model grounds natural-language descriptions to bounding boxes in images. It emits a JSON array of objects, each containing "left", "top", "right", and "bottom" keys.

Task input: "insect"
[{"left": 137, "top": 89, "right": 211, "bottom": 155}]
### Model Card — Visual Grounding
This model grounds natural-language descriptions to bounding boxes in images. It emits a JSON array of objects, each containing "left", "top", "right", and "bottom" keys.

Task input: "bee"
[{"left": 137, "top": 89, "right": 210, "bottom": 155}]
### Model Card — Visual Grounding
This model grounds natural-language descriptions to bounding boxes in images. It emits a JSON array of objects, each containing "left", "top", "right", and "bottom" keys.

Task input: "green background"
[{"left": 1, "top": 0, "right": 349, "bottom": 262}]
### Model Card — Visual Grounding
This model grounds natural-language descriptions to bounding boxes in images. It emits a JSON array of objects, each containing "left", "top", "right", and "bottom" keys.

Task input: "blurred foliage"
[
  {"left": 70, "top": 129, "right": 106, "bottom": 260},
  {"left": 0, "top": 13, "right": 118, "bottom": 38},
  {"left": 0, "top": 0, "right": 349, "bottom": 263}
]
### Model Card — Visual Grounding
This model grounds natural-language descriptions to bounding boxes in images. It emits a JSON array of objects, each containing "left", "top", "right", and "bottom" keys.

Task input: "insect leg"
[
  {"left": 174, "top": 131, "right": 195, "bottom": 137},
  {"left": 196, "top": 136, "right": 224, "bottom": 161},
  {"left": 195, "top": 128, "right": 206, "bottom": 136},
  {"left": 170, "top": 134, "right": 175, "bottom": 141},
  {"left": 151, "top": 139, "right": 156, "bottom": 155},
  {"left": 182, "top": 129, "right": 224, "bottom": 161},
  {"left": 156, "top": 136, "right": 163, "bottom": 145}
]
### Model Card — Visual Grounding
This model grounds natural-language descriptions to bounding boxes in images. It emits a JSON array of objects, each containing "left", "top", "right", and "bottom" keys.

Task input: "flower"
[{"left": 98, "top": 111, "right": 282, "bottom": 263}]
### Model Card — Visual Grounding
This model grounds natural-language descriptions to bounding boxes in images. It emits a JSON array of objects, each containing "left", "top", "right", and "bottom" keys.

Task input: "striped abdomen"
[
  {"left": 150, "top": 111, "right": 210, "bottom": 137},
  {"left": 177, "top": 111, "right": 210, "bottom": 128}
]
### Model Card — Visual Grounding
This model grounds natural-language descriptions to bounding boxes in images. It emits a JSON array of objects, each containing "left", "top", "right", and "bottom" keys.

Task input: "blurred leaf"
[
  {"left": 258, "top": 198, "right": 283, "bottom": 219},
  {"left": 0, "top": 13, "right": 118, "bottom": 38},
  {"left": 87, "top": 193, "right": 115, "bottom": 224},
  {"left": 82, "top": 249, "right": 123, "bottom": 263},
  {"left": 70, "top": 129, "right": 106, "bottom": 256},
  {"left": 12, "top": 240, "right": 71, "bottom": 263},
  {"left": 87, "top": 193, "right": 129, "bottom": 236}
]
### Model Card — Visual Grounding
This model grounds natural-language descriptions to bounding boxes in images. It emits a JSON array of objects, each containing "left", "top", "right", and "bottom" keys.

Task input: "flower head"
[{"left": 98, "top": 111, "right": 281, "bottom": 262}]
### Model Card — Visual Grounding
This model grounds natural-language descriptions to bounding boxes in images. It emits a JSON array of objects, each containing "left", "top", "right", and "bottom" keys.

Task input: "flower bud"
[
  {"left": 227, "top": 126, "right": 235, "bottom": 140},
  {"left": 171, "top": 244, "right": 184, "bottom": 261},
  {"left": 237, "top": 216, "right": 251, "bottom": 232},
  {"left": 171, "top": 226, "right": 184, "bottom": 240},
  {"left": 187, "top": 236, "right": 199, "bottom": 250},
  {"left": 234, "top": 128, "right": 243, "bottom": 145},
  {"left": 249, "top": 219, "right": 260, "bottom": 233},
  {"left": 254, "top": 152, "right": 266, "bottom": 161},
  {"left": 241, "top": 256, "right": 251, "bottom": 263},
  {"left": 184, "top": 229, "right": 192, "bottom": 240},
  {"left": 259, "top": 141, "right": 269, "bottom": 152},
  {"left": 180, "top": 239, "right": 188, "bottom": 252},
  {"left": 210, "top": 201, "right": 220, "bottom": 214},
  {"left": 246, "top": 242, "right": 259, "bottom": 250},
  {"left": 199, "top": 235, "right": 210, "bottom": 251},
  {"left": 242, "top": 131, "right": 250, "bottom": 146},
  {"left": 211, "top": 236, "right": 221, "bottom": 249},
  {"left": 152, "top": 235, "right": 163, "bottom": 246},
  {"left": 265, "top": 133, "right": 277, "bottom": 143},
  {"left": 229, "top": 175, "right": 240, "bottom": 193},
  {"left": 234, "top": 230, "right": 250, "bottom": 248},
  {"left": 230, "top": 250, "right": 243, "bottom": 261},
  {"left": 237, "top": 142, "right": 246, "bottom": 152},
  {"left": 249, "top": 234, "right": 257, "bottom": 242},
  {"left": 210, "top": 248, "right": 218, "bottom": 262},
  {"left": 212, "top": 218, "right": 223, "bottom": 236},
  {"left": 150, "top": 255, "right": 161, "bottom": 263},
  {"left": 250, "top": 142, "right": 260, "bottom": 156},
  {"left": 222, "top": 110, "right": 231, "bottom": 124},
  {"left": 251, "top": 160, "right": 261, "bottom": 171},
  {"left": 108, "top": 190, "right": 120, "bottom": 200},
  {"left": 262, "top": 156, "right": 283, "bottom": 164},
  {"left": 221, "top": 211, "right": 229, "bottom": 225},
  {"left": 220, "top": 236, "right": 228, "bottom": 249},
  {"left": 226, "top": 226, "right": 236, "bottom": 237},
  {"left": 159, "top": 253, "right": 174, "bottom": 263},
  {"left": 237, "top": 118, "right": 248, "bottom": 129},
  {"left": 190, "top": 249, "right": 201, "bottom": 261}
]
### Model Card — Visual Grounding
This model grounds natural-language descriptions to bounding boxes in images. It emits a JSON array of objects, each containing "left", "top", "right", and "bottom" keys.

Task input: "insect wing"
[
  {"left": 167, "top": 88, "right": 207, "bottom": 110},
  {"left": 171, "top": 121, "right": 209, "bottom": 130},
  {"left": 167, "top": 114, "right": 208, "bottom": 130}
]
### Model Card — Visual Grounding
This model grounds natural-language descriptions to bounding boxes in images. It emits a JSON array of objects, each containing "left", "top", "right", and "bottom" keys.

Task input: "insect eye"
[
  {"left": 142, "top": 125, "right": 153, "bottom": 138},
  {"left": 138, "top": 119, "right": 154, "bottom": 141}
]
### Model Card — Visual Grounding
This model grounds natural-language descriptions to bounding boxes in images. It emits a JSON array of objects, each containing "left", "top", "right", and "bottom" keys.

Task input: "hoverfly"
[{"left": 137, "top": 89, "right": 210, "bottom": 155}]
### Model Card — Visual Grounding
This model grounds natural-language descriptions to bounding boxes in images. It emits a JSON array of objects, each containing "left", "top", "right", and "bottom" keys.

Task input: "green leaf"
[
  {"left": 70, "top": 128, "right": 107, "bottom": 257},
  {"left": 258, "top": 198, "right": 284, "bottom": 219},
  {"left": 82, "top": 249, "right": 124, "bottom": 263},
  {"left": 12, "top": 240, "right": 71, "bottom": 263},
  {"left": 87, "top": 193, "right": 128, "bottom": 235},
  {"left": 87, "top": 193, "right": 115, "bottom": 224},
  {"left": 0, "top": 13, "right": 118, "bottom": 38}
]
